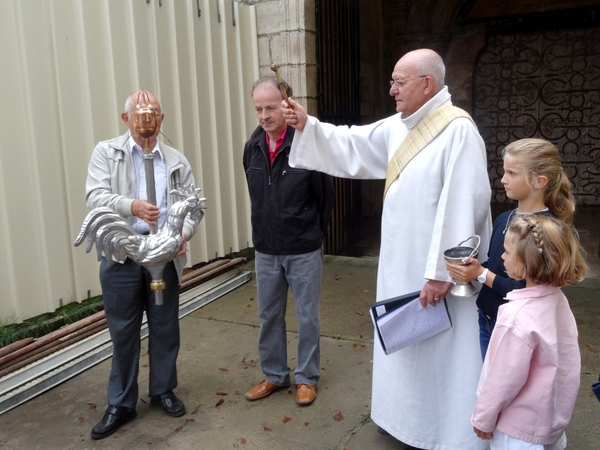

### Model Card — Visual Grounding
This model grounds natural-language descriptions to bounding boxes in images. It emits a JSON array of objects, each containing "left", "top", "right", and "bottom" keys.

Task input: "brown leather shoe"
[
  {"left": 245, "top": 380, "right": 289, "bottom": 401},
  {"left": 295, "top": 384, "right": 316, "bottom": 405}
]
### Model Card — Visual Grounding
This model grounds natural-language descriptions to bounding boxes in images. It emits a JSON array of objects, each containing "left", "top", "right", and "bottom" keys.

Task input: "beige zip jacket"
[{"left": 85, "top": 133, "right": 198, "bottom": 281}]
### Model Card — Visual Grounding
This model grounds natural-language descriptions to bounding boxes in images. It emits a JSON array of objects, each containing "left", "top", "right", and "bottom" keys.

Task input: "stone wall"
[{"left": 244, "top": 0, "right": 318, "bottom": 114}]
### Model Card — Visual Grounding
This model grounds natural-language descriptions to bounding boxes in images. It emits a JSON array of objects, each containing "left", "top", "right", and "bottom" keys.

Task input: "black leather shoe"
[
  {"left": 91, "top": 405, "right": 137, "bottom": 440},
  {"left": 150, "top": 391, "right": 186, "bottom": 417}
]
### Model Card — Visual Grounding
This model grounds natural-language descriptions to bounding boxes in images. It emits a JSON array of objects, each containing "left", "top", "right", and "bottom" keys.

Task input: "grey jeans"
[{"left": 255, "top": 247, "right": 323, "bottom": 386}]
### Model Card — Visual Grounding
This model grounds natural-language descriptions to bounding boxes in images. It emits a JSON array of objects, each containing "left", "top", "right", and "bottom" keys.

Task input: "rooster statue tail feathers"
[
  {"left": 74, "top": 185, "right": 206, "bottom": 268},
  {"left": 74, "top": 207, "right": 139, "bottom": 265}
]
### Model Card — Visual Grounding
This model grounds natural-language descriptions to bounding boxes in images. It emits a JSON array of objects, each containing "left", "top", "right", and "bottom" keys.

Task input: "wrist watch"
[{"left": 477, "top": 268, "right": 489, "bottom": 284}]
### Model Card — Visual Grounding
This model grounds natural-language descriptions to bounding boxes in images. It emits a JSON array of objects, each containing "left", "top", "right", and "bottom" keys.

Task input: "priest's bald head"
[{"left": 389, "top": 49, "right": 445, "bottom": 116}]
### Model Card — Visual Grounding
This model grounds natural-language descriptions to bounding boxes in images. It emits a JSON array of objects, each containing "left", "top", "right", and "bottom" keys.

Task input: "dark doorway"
[{"left": 315, "top": 0, "right": 364, "bottom": 255}]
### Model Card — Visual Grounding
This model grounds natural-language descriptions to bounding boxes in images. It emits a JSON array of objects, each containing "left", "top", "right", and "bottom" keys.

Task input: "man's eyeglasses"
[{"left": 389, "top": 75, "right": 426, "bottom": 88}]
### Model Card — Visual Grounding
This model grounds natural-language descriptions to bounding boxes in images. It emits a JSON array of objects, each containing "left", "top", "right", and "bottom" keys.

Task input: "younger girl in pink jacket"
[{"left": 471, "top": 215, "right": 587, "bottom": 450}]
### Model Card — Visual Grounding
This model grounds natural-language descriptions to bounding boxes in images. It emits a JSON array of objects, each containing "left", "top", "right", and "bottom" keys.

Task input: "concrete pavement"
[{"left": 0, "top": 256, "right": 598, "bottom": 449}]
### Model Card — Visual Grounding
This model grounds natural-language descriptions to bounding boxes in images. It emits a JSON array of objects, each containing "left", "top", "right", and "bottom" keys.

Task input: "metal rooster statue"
[{"left": 74, "top": 186, "right": 207, "bottom": 305}]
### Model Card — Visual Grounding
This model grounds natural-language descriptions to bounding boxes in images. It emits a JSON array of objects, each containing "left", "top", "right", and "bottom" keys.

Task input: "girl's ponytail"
[{"left": 544, "top": 168, "right": 576, "bottom": 223}]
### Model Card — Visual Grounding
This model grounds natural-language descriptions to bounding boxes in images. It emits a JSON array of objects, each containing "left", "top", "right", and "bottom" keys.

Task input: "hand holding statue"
[{"left": 132, "top": 199, "right": 160, "bottom": 225}]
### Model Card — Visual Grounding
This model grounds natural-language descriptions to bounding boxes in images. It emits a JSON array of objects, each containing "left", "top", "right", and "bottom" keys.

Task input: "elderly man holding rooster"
[{"left": 85, "top": 89, "right": 199, "bottom": 439}]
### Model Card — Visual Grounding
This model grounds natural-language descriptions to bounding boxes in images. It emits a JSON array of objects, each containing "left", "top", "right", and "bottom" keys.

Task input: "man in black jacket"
[{"left": 243, "top": 76, "right": 334, "bottom": 406}]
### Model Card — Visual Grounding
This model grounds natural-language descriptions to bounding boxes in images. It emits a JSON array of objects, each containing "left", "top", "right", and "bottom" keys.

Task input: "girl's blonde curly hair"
[{"left": 506, "top": 215, "right": 587, "bottom": 286}]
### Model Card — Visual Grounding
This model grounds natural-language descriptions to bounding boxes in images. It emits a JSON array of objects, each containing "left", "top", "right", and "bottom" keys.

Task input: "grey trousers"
[
  {"left": 255, "top": 248, "right": 323, "bottom": 387},
  {"left": 100, "top": 257, "right": 180, "bottom": 410}
]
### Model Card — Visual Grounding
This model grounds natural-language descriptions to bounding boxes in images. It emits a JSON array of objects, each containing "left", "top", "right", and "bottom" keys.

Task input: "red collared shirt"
[{"left": 265, "top": 126, "right": 288, "bottom": 165}]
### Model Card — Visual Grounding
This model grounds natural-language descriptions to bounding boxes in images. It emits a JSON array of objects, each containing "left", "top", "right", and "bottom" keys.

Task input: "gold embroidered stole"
[{"left": 383, "top": 105, "right": 475, "bottom": 199}]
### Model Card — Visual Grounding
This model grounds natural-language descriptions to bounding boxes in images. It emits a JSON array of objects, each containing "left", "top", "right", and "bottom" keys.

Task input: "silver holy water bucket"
[{"left": 443, "top": 235, "right": 481, "bottom": 298}]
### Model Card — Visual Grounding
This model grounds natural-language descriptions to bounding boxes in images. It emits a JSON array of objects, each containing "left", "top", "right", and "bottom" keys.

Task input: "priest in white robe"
[{"left": 282, "top": 49, "right": 493, "bottom": 450}]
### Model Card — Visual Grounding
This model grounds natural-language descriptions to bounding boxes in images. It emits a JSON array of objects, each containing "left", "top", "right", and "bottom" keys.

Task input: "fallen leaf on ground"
[
  {"left": 240, "top": 437, "right": 247, "bottom": 444},
  {"left": 78, "top": 417, "right": 84, "bottom": 423},
  {"left": 191, "top": 404, "right": 202, "bottom": 414},
  {"left": 194, "top": 310, "right": 204, "bottom": 315},
  {"left": 357, "top": 311, "right": 364, "bottom": 316},
  {"left": 139, "top": 398, "right": 147, "bottom": 404},
  {"left": 216, "top": 391, "right": 228, "bottom": 396},
  {"left": 304, "top": 422, "right": 309, "bottom": 426},
  {"left": 333, "top": 411, "right": 344, "bottom": 421},
  {"left": 87, "top": 403, "right": 97, "bottom": 410},
  {"left": 586, "top": 344, "right": 598, "bottom": 353},
  {"left": 344, "top": 446, "right": 351, "bottom": 450},
  {"left": 218, "top": 367, "right": 229, "bottom": 372},
  {"left": 175, "top": 418, "right": 194, "bottom": 432},
  {"left": 263, "top": 425, "right": 272, "bottom": 432},
  {"left": 282, "top": 415, "right": 292, "bottom": 423},
  {"left": 235, "top": 390, "right": 243, "bottom": 395},
  {"left": 215, "top": 399, "right": 224, "bottom": 407}
]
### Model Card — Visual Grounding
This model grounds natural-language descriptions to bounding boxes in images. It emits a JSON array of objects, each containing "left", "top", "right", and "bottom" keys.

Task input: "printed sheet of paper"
[{"left": 375, "top": 297, "right": 452, "bottom": 355}]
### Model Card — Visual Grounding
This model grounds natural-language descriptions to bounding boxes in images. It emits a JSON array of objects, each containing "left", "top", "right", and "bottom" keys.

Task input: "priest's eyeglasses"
[{"left": 389, "top": 75, "right": 426, "bottom": 88}]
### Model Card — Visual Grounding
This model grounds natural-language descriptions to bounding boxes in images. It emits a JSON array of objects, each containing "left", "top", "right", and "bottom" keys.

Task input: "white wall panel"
[
  {"left": 235, "top": 4, "right": 260, "bottom": 250},
  {"left": 0, "top": 0, "right": 258, "bottom": 321}
]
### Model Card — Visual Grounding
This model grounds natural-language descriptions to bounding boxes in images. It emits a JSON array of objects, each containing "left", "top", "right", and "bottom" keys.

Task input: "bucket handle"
[{"left": 456, "top": 235, "right": 480, "bottom": 263}]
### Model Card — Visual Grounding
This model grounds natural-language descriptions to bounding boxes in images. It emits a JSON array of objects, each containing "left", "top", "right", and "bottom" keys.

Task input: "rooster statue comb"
[{"left": 74, "top": 186, "right": 207, "bottom": 305}]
